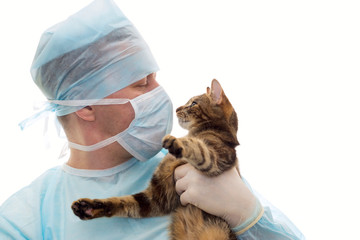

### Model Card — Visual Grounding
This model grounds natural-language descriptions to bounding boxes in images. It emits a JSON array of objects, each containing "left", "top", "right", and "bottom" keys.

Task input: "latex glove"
[{"left": 174, "top": 163, "right": 263, "bottom": 233}]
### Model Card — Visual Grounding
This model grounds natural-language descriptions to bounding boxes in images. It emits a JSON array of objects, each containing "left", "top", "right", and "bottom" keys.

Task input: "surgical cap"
[{"left": 20, "top": 0, "right": 158, "bottom": 129}]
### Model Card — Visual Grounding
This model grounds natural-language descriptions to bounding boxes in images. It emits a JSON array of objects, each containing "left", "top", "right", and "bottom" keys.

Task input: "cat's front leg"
[
  {"left": 72, "top": 198, "right": 114, "bottom": 220},
  {"left": 163, "top": 135, "right": 232, "bottom": 176},
  {"left": 163, "top": 135, "right": 204, "bottom": 163},
  {"left": 162, "top": 135, "right": 205, "bottom": 166},
  {"left": 162, "top": 134, "right": 184, "bottom": 158},
  {"left": 72, "top": 195, "right": 144, "bottom": 220}
]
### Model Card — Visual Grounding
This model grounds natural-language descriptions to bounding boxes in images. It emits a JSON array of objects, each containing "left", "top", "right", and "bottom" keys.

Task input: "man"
[{"left": 0, "top": 0, "right": 305, "bottom": 239}]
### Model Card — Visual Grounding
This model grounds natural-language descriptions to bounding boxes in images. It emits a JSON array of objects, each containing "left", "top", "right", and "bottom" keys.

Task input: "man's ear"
[{"left": 75, "top": 106, "right": 96, "bottom": 122}]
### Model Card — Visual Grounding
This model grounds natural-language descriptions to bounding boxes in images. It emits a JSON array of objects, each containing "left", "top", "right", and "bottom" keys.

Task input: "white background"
[{"left": 0, "top": 0, "right": 359, "bottom": 239}]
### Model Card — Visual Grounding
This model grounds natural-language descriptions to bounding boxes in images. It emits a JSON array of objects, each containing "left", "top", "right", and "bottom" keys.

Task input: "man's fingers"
[
  {"left": 174, "top": 164, "right": 194, "bottom": 202},
  {"left": 175, "top": 174, "right": 188, "bottom": 195},
  {"left": 174, "top": 163, "right": 191, "bottom": 181},
  {"left": 179, "top": 191, "right": 190, "bottom": 206}
]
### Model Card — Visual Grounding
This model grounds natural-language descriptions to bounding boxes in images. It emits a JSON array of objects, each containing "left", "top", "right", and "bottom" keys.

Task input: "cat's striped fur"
[{"left": 72, "top": 79, "right": 239, "bottom": 240}]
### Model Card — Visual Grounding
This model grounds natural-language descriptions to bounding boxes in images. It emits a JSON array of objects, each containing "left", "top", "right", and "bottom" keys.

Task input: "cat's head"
[{"left": 176, "top": 79, "right": 238, "bottom": 133}]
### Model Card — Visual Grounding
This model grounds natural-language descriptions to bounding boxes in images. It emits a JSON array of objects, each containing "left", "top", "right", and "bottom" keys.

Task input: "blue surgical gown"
[{"left": 0, "top": 150, "right": 305, "bottom": 239}]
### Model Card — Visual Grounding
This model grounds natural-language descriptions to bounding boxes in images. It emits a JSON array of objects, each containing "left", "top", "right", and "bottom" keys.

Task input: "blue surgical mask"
[{"left": 54, "top": 86, "right": 173, "bottom": 161}]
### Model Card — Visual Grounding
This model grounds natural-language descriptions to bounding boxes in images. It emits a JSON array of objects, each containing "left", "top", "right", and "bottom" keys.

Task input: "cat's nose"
[{"left": 176, "top": 106, "right": 183, "bottom": 113}]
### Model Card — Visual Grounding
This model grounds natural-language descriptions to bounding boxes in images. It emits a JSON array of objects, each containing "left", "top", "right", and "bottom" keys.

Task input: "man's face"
[{"left": 95, "top": 73, "right": 160, "bottom": 137}]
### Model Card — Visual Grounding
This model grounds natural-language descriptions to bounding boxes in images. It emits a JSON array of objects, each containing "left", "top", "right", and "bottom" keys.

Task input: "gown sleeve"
[
  {"left": 0, "top": 186, "right": 43, "bottom": 240},
  {"left": 0, "top": 215, "right": 28, "bottom": 240},
  {"left": 234, "top": 178, "right": 306, "bottom": 240}
]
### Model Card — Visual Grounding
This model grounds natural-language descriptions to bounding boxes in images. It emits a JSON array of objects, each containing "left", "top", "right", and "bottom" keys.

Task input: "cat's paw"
[
  {"left": 162, "top": 134, "right": 183, "bottom": 158},
  {"left": 71, "top": 198, "right": 113, "bottom": 220}
]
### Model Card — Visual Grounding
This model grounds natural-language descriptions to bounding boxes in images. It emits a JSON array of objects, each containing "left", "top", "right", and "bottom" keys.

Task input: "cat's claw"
[
  {"left": 162, "top": 135, "right": 183, "bottom": 158},
  {"left": 71, "top": 198, "right": 113, "bottom": 220}
]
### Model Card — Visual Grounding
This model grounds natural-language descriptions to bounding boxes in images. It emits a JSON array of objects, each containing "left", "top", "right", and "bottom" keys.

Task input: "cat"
[{"left": 71, "top": 79, "right": 240, "bottom": 240}]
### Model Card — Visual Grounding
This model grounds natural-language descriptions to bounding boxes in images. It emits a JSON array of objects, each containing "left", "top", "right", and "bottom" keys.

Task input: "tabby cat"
[{"left": 71, "top": 79, "right": 239, "bottom": 240}]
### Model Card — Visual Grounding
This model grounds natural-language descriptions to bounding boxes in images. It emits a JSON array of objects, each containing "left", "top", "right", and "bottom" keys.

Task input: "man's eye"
[{"left": 137, "top": 80, "right": 148, "bottom": 87}]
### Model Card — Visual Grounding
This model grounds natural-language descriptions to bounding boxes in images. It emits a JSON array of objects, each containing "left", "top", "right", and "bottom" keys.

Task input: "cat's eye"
[{"left": 190, "top": 101, "right": 197, "bottom": 107}]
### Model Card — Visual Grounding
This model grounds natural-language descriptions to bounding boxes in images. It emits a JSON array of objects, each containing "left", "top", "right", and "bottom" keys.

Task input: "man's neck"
[{"left": 66, "top": 142, "right": 133, "bottom": 170}]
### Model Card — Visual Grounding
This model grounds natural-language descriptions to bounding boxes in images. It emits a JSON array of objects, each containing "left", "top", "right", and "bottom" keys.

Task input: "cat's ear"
[{"left": 210, "top": 79, "right": 224, "bottom": 105}]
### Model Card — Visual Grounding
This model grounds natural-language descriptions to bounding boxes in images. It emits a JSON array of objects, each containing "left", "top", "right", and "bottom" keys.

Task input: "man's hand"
[{"left": 174, "top": 163, "right": 261, "bottom": 228}]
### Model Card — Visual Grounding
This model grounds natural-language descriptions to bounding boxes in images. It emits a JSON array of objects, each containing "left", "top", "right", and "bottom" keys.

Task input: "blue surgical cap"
[{"left": 20, "top": 0, "right": 159, "bottom": 129}]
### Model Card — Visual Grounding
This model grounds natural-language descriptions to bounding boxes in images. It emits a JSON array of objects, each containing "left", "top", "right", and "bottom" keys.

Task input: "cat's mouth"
[{"left": 178, "top": 118, "right": 190, "bottom": 130}]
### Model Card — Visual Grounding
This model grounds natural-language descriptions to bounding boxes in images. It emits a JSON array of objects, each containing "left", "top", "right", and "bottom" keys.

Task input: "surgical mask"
[{"left": 53, "top": 86, "right": 173, "bottom": 161}]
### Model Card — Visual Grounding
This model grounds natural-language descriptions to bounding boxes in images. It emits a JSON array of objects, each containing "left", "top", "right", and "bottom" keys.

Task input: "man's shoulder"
[
  {"left": 0, "top": 165, "right": 62, "bottom": 209},
  {"left": 0, "top": 165, "right": 64, "bottom": 238},
  {"left": 29, "top": 165, "right": 63, "bottom": 189}
]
